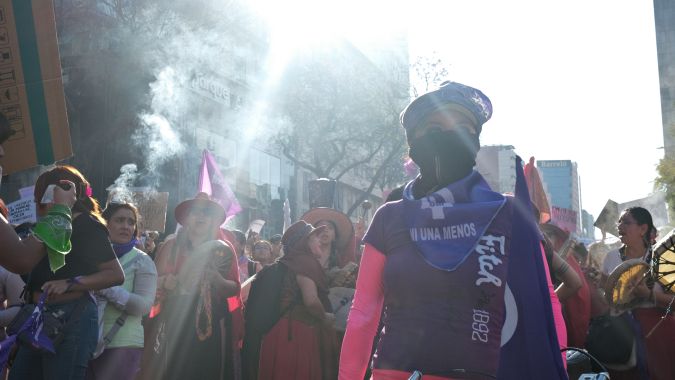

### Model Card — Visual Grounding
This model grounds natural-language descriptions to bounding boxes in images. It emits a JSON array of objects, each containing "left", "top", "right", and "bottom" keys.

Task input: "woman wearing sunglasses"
[{"left": 146, "top": 193, "right": 242, "bottom": 380}]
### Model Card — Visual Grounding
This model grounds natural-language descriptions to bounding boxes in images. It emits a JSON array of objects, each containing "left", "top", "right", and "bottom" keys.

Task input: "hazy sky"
[
  {"left": 408, "top": 1, "right": 664, "bottom": 219},
  {"left": 251, "top": 0, "right": 664, "bottom": 219}
]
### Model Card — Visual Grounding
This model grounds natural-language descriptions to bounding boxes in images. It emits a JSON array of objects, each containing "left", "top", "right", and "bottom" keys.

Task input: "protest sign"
[
  {"left": 594, "top": 199, "right": 620, "bottom": 238},
  {"left": 18, "top": 185, "right": 34, "bottom": 200},
  {"left": 0, "top": 0, "right": 71, "bottom": 174},
  {"left": 551, "top": 206, "right": 577, "bottom": 234},
  {"left": 108, "top": 188, "right": 169, "bottom": 233},
  {"left": 7, "top": 197, "right": 35, "bottom": 224}
]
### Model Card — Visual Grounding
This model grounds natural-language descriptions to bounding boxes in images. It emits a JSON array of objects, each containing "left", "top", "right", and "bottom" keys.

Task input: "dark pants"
[
  {"left": 86, "top": 347, "right": 143, "bottom": 380},
  {"left": 9, "top": 298, "right": 98, "bottom": 380}
]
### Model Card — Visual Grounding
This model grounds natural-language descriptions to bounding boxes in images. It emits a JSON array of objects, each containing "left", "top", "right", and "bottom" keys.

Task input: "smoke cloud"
[{"left": 108, "top": 163, "right": 138, "bottom": 203}]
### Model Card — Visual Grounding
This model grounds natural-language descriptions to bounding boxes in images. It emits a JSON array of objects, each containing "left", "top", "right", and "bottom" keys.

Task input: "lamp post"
[{"left": 361, "top": 199, "right": 372, "bottom": 226}]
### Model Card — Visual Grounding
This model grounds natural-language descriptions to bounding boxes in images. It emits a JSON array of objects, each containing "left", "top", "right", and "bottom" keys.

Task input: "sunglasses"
[{"left": 190, "top": 207, "right": 217, "bottom": 217}]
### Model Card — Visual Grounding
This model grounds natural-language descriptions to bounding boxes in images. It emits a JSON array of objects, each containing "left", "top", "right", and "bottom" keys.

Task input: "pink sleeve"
[
  {"left": 338, "top": 243, "right": 386, "bottom": 380},
  {"left": 541, "top": 243, "right": 567, "bottom": 365}
]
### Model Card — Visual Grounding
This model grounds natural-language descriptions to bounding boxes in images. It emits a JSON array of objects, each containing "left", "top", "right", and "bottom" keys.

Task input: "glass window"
[{"left": 249, "top": 148, "right": 282, "bottom": 199}]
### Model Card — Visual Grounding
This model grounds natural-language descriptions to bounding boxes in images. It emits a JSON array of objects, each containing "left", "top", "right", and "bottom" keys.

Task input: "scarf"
[
  {"left": 402, "top": 171, "right": 506, "bottom": 271},
  {"left": 112, "top": 238, "right": 137, "bottom": 258}
]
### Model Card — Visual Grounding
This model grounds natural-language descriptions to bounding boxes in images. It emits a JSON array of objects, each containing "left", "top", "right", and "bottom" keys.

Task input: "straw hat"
[
  {"left": 301, "top": 207, "right": 354, "bottom": 249},
  {"left": 174, "top": 192, "right": 226, "bottom": 226}
]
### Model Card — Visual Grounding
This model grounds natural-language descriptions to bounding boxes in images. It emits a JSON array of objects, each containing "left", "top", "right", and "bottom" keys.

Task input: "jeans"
[
  {"left": 9, "top": 297, "right": 98, "bottom": 380},
  {"left": 85, "top": 347, "right": 143, "bottom": 380}
]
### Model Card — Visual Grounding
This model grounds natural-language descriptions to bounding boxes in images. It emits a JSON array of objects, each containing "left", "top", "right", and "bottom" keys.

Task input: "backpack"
[{"left": 241, "top": 262, "right": 292, "bottom": 379}]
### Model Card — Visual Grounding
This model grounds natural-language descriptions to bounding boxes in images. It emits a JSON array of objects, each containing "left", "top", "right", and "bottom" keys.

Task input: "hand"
[
  {"left": 354, "top": 219, "right": 366, "bottom": 239},
  {"left": 583, "top": 267, "right": 601, "bottom": 285},
  {"left": 195, "top": 240, "right": 229, "bottom": 256},
  {"left": 323, "top": 312, "right": 336, "bottom": 327},
  {"left": 162, "top": 274, "right": 177, "bottom": 290},
  {"left": 144, "top": 237, "right": 156, "bottom": 253},
  {"left": 53, "top": 180, "right": 77, "bottom": 208},
  {"left": 631, "top": 277, "right": 650, "bottom": 299},
  {"left": 97, "top": 286, "right": 130, "bottom": 306},
  {"left": 41, "top": 279, "right": 72, "bottom": 298},
  {"left": 204, "top": 267, "right": 225, "bottom": 284},
  {"left": 97, "top": 286, "right": 116, "bottom": 300}
]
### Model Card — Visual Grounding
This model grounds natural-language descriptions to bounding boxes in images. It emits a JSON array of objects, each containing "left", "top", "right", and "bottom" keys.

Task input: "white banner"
[{"left": 8, "top": 198, "right": 36, "bottom": 225}]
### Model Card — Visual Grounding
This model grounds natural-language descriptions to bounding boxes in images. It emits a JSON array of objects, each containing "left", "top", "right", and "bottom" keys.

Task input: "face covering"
[{"left": 408, "top": 129, "right": 480, "bottom": 195}]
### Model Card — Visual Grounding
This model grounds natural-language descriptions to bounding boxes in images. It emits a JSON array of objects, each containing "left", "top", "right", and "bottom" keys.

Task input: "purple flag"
[
  {"left": 199, "top": 149, "right": 242, "bottom": 224},
  {"left": 497, "top": 156, "right": 567, "bottom": 379},
  {"left": 0, "top": 334, "right": 16, "bottom": 372}
]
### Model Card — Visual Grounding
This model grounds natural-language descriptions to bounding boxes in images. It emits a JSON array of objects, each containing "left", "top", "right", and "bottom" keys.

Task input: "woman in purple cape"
[{"left": 339, "top": 81, "right": 568, "bottom": 379}]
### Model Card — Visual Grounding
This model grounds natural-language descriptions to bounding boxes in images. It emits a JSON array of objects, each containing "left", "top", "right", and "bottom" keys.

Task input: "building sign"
[
  {"left": 537, "top": 160, "right": 571, "bottom": 168},
  {"left": 189, "top": 73, "right": 230, "bottom": 105}
]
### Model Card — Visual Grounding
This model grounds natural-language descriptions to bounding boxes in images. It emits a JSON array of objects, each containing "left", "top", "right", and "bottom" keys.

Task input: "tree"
[
  {"left": 266, "top": 42, "right": 408, "bottom": 217},
  {"left": 54, "top": 0, "right": 264, "bottom": 193},
  {"left": 410, "top": 53, "right": 450, "bottom": 97},
  {"left": 270, "top": 45, "right": 452, "bottom": 216},
  {"left": 656, "top": 123, "right": 675, "bottom": 219}
]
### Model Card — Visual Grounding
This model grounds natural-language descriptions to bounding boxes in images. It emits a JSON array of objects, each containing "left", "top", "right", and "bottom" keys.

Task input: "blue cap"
[{"left": 400, "top": 81, "right": 493, "bottom": 134}]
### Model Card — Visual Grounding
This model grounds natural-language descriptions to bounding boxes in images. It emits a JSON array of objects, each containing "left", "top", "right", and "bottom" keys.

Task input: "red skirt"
[
  {"left": 634, "top": 307, "right": 675, "bottom": 380},
  {"left": 258, "top": 317, "right": 337, "bottom": 380}
]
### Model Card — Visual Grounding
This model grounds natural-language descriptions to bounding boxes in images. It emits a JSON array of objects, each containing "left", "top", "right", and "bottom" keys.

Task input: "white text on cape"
[{"left": 409, "top": 223, "right": 477, "bottom": 242}]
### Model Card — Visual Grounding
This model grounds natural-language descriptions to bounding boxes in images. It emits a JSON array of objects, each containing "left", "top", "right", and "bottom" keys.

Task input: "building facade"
[
  {"left": 1, "top": 1, "right": 410, "bottom": 238},
  {"left": 537, "top": 160, "right": 582, "bottom": 234},
  {"left": 475, "top": 145, "right": 517, "bottom": 194},
  {"left": 654, "top": 0, "right": 675, "bottom": 158}
]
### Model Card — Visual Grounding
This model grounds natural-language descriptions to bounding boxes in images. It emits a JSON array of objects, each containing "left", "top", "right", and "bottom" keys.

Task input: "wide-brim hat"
[
  {"left": 175, "top": 192, "right": 226, "bottom": 226},
  {"left": 301, "top": 207, "right": 354, "bottom": 249},
  {"left": 282, "top": 220, "right": 326, "bottom": 249}
]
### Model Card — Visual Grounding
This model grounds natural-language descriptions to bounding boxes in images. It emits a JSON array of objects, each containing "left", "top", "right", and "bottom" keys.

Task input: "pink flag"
[
  {"left": 199, "top": 149, "right": 242, "bottom": 224},
  {"left": 524, "top": 156, "right": 551, "bottom": 224}
]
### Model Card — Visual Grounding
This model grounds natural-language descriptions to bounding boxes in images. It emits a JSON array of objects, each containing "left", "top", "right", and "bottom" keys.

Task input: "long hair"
[
  {"left": 0, "top": 198, "right": 8, "bottom": 219},
  {"left": 316, "top": 219, "right": 340, "bottom": 269},
  {"left": 102, "top": 202, "right": 141, "bottom": 239},
  {"left": 34, "top": 165, "right": 105, "bottom": 225},
  {"left": 624, "top": 206, "right": 657, "bottom": 247}
]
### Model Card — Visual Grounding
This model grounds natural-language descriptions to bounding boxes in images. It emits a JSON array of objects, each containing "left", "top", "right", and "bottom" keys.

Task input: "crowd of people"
[{"left": 0, "top": 82, "right": 674, "bottom": 380}]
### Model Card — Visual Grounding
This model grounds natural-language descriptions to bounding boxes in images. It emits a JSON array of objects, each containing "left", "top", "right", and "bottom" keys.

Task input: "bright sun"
[{"left": 248, "top": 0, "right": 408, "bottom": 60}]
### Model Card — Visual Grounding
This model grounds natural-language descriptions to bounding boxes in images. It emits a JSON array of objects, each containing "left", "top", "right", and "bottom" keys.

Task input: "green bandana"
[{"left": 32, "top": 204, "right": 72, "bottom": 272}]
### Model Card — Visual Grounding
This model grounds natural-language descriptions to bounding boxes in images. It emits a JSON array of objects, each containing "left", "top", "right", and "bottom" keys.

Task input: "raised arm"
[{"left": 0, "top": 181, "right": 76, "bottom": 274}]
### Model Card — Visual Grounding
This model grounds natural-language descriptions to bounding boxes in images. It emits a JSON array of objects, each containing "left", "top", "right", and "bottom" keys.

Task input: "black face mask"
[{"left": 408, "top": 129, "right": 479, "bottom": 195}]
